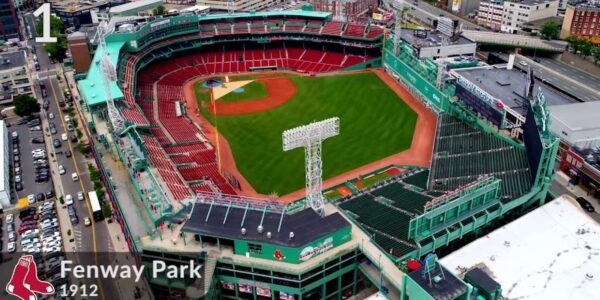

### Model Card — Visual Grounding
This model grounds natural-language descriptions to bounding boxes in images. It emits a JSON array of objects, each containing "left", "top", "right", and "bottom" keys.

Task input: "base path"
[
  {"left": 202, "top": 77, "right": 296, "bottom": 115},
  {"left": 183, "top": 69, "right": 437, "bottom": 203}
]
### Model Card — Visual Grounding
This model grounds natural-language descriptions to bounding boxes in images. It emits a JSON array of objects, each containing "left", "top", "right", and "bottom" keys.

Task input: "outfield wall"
[{"left": 382, "top": 47, "right": 450, "bottom": 112}]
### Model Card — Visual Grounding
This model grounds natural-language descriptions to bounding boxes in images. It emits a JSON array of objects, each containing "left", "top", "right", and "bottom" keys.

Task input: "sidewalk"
[{"left": 64, "top": 71, "right": 153, "bottom": 300}]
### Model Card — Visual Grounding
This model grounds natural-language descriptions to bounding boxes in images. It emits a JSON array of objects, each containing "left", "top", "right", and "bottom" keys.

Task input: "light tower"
[
  {"left": 283, "top": 118, "right": 340, "bottom": 216},
  {"left": 96, "top": 21, "right": 125, "bottom": 134}
]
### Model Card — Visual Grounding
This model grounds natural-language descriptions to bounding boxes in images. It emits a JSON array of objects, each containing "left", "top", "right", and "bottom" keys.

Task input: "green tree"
[
  {"left": 592, "top": 47, "right": 600, "bottom": 64},
  {"left": 581, "top": 39, "right": 593, "bottom": 56},
  {"left": 539, "top": 21, "right": 559, "bottom": 40},
  {"left": 13, "top": 94, "right": 41, "bottom": 116},
  {"left": 102, "top": 202, "right": 112, "bottom": 219},
  {"left": 155, "top": 4, "right": 165, "bottom": 15},
  {"left": 36, "top": 16, "right": 68, "bottom": 62},
  {"left": 77, "top": 143, "right": 91, "bottom": 155}
]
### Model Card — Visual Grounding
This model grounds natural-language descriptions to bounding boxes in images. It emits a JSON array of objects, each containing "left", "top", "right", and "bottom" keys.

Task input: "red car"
[
  {"left": 18, "top": 224, "right": 38, "bottom": 234},
  {"left": 20, "top": 215, "right": 39, "bottom": 222}
]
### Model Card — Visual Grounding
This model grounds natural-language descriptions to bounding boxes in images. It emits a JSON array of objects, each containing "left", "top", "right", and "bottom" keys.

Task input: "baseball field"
[{"left": 194, "top": 72, "right": 418, "bottom": 196}]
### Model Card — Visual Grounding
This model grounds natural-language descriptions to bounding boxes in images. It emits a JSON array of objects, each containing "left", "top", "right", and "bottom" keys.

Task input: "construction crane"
[{"left": 96, "top": 21, "right": 125, "bottom": 134}]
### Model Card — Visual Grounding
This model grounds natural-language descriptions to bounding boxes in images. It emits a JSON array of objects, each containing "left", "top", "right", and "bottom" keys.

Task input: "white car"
[
  {"left": 7, "top": 242, "right": 16, "bottom": 253},
  {"left": 44, "top": 236, "right": 62, "bottom": 244},
  {"left": 58, "top": 165, "right": 66, "bottom": 175},
  {"left": 27, "top": 194, "right": 36, "bottom": 204},
  {"left": 64, "top": 115, "right": 70, "bottom": 123},
  {"left": 41, "top": 221, "right": 58, "bottom": 230},
  {"left": 41, "top": 231, "right": 60, "bottom": 239},
  {"left": 15, "top": 175, "right": 22, "bottom": 183},
  {"left": 24, "top": 247, "right": 41, "bottom": 254},
  {"left": 43, "top": 246, "right": 62, "bottom": 253},
  {"left": 48, "top": 112, "right": 54, "bottom": 119},
  {"left": 6, "top": 213, "right": 13, "bottom": 223},
  {"left": 65, "top": 194, "right": 73, "bottom": 205},
  {"left": 77, "top": 191, "right": 84, "bottom": 201},
  {"left": 8, "top": 231, "right": 16, "bottom": 242},
  {"left": 61, "top": 133, "right": 68, "bottom": 141},
  {"left": 84, "top": 217, "right": 91, "bottom": 227},
  {"left": 71, "top": 173, "right": 79, "bottom": 181},
  {"left": 43, "top": 240, "right": 61, "bottom": 248},
  {"left": 21, "top": 229, "right": 39, "bottom": 239},
  {"left": 519, "top": 61, "right": 528, "bottom": 66}
]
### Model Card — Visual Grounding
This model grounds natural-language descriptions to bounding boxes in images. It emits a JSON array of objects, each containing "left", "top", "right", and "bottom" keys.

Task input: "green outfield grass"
[{"left": 199, "top": 72, "right": 418, "bottom": 196}]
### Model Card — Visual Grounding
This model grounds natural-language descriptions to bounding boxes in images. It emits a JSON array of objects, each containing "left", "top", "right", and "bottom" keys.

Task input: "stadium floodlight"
[
  {"left": 282, "top": 118, "right": 340, "bottom": 216},
  {"left": 97, "top": 21, "right": 125, "bottom": 134}
]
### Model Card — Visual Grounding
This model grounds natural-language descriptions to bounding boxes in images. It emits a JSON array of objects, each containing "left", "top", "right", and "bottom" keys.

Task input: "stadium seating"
[
  {"left": 430, "top": 114, "right": 531, "bottom": 198},
  {"left": 343, "top": 23, "right": 367, "bottom": 38},
  {"left": 117, "top": 17, "right": 384, "bottom": 198},
  {"left": 321, "top": 21, "right": 344, "bottom": 36}
]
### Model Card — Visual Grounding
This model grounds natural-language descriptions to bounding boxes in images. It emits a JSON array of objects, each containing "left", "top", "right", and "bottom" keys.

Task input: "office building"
[{"left": 501, "top": 0, "right": 559, "bottom": 33}]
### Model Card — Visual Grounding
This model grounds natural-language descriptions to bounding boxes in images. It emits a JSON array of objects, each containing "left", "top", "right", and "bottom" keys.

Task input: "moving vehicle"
[{"left": 89, "top": 191, "right": 104, "bottom": 222}]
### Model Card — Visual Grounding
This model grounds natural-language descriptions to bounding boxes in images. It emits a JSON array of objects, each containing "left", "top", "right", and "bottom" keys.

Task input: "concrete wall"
[{"left": 418, "top": 43, "right": 477, "bottom": 58}]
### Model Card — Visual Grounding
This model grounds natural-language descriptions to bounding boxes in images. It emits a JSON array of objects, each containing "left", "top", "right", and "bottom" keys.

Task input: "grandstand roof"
[
  {"left": 78, "top": 40, "right": 125, "bottom": 106},
  {"left": 441, "top": 196, "right": 600, "bottom": 300},
  {"left": 181, "top": 204, "right": 349, "bottom": 247},
  {"left": 78, "top": 10, "right": 331, "bottom": 107}
]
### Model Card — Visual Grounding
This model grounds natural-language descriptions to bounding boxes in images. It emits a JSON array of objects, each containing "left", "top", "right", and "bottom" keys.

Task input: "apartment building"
[
  {"left": 477, "top": 0, "right": 505, "bottom": 30},
  {"left": 501, "top": 0, "right": 559, "bottom": 33},
  {"left": 560, "top": 1, "right": 600, "bottom": 44}
]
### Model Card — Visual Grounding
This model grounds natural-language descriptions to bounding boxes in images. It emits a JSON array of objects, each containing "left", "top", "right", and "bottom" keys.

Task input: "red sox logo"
[
  {"left": 273, "top": 249, "right": 286, "bottom": 260},
  {"left": 6, "top": 255, "right": 55, "bottom": 300}
]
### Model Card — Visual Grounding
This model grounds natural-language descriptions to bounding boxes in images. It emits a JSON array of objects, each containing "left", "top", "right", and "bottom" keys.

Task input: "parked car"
[
  {"left": 58, "top": 165, "right": 65, "bottom": 175},
  {"left": 65, "top": 150, "right": 72, "bottom": 158},
  {"left": 70, "top": 135, "right": 78, "bottom": 143},
  {"left": 65, "top": 194, "right": 73, "bottom": 205},
  {"left": 61, "top": 133, "right": 68, "bottom": 141},
  {"left": 15, "top": 182, "right": 23, "bottom": 191},
  {"left": 31, "top": 137, "right": 44, "bottom": 144},
  {"left": 53, "top": 139, "right": 61, "bottom": 148},
  {"left": 576, "top": 197, "right": 595, "bottom": 212}
]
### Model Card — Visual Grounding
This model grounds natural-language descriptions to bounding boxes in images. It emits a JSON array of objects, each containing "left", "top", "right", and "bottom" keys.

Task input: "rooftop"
[
  {"left": 400, "top": 29, "right": 474, "bottom": 49},
  {"left": 550, "top": 101, "right": 600, "bottom": 132},
  {"left": 407, "top": 265, "right": 468, "bottom": 300},
  {"left": 454, "top": 66, "right": 574, "bottom": 114},
  {"left": 0, "top": 51, "right": 26, "bottom": 71},
  {"left": 570, "top": 0, "right": 600, "bottom": 9},
  {"left": 110, "top": 0, "right": 162, "bottom": 14},
  {"left": 49, "top": 0, "right": 111, "bottom": 13},
  {"left": 441, "top": 196, "right": 600, "bottom": 300},
  {"left": 181, "top": 204, "right": 350, "bottom": 248}
]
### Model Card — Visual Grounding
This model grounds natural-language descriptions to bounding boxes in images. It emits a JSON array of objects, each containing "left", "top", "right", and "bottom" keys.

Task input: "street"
[{"left": 23, "top": 12, "right": 121, "bottom": 300}]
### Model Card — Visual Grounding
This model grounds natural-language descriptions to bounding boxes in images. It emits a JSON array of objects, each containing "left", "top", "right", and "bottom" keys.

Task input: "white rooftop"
[
  {"left": 441, "top": 196, "right": 600, "bottom": 300},
  {"left": 551, "top": 101, "right": 600, "bottom": 132},
  {"left": 110, "top": 0, "right": 162, "bottom": 14}
]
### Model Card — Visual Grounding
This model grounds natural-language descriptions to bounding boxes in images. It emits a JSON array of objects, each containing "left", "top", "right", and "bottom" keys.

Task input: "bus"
[{"left": 88, "top": 191, "right": 104, "bottom": 222}]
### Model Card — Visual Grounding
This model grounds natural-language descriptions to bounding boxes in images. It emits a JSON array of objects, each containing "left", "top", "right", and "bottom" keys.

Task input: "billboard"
[
  {"left": 455, "top": 84, "right": 504, "bottom": 127},
  {"left": 523, "top": 105, "right": 543, "bottom": 183}
]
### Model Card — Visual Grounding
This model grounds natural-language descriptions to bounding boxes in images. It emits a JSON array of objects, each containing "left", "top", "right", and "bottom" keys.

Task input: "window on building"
[{"left": 248, "top": 243, "right": 263, "bottom": 254}]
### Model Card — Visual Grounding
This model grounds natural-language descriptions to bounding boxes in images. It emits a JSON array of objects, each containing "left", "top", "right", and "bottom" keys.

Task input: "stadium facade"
[{"left": 78, "top": 10, "right": 558, "bottom": 300}]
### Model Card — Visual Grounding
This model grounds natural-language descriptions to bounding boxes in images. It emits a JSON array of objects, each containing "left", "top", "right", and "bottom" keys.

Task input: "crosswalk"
[{"left": 73, "top": 227, "right": 83, "bottom": 250}]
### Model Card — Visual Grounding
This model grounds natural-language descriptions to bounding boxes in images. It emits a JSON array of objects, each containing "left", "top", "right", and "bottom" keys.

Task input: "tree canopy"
[
  {"left": 539, "top": 21, "right": 559, "bottom": 40},
  {"left": 14, "top": 94, "right": 41, "bottom": 116},
  {"left": 155, "top": 4, "right": 165, "bottom": 15},
  {"left": 36, "top": 16, "right": 68, "bottom": 62}
]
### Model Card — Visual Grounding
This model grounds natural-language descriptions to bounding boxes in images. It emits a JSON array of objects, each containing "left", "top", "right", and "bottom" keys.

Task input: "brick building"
[{"left": 560, "top": 1, "right": 600, "bottom": 44}]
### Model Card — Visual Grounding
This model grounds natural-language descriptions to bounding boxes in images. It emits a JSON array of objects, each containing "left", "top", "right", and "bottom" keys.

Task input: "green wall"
[{"left": 233, "top": 226, "right": 352, "bottom": 264}]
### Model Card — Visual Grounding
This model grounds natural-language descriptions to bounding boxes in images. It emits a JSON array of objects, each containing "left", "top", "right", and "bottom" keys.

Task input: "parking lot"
[{"left": 7, "top": 115, "right": 55, "bottom": 205}]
